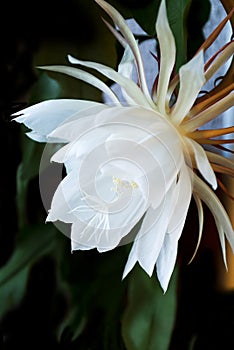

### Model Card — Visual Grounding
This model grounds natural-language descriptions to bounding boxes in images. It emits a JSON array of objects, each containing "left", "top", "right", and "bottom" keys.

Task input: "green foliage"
[
  {"left": 166, "top": 0, "right": 192, "bottom": 68},
  {"left": 16, "top": 73, "right": 61, "bottom": 228},
  {"left": 0, "top": 224, "right": 57, "bottom": 318},
  {"left": 122, "top": 264, "right": 178, "bottom": 350}
]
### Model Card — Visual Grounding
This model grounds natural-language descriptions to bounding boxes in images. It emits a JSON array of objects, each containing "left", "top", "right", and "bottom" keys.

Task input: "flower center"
[{"left": 112, "top": 176, "right": 138, "bottom": 193}]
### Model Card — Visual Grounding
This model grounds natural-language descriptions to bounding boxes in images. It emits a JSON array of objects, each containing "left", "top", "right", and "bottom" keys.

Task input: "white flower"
[{"left": 13, "top": 0, "right": 234, "bottom": 292}]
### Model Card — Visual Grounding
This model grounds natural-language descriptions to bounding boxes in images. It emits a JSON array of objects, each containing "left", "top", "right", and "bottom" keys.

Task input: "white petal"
[
  {"left": 94, "top": 0, "right": 152, "bottom": 103},
  {"left": 117, "top": 45, "right": 136, "bottom": 105},
  {"left": 193, "top": 172, "right": 234, "bottom": 255},
  {"left": 118, "top": 44, "right": 134, "bottom": 78},
  {"left": 68, "top": 55, "right": 153, "bottom": 108},
  {"left": 167, "top": 162, "right": 192, "bottom": 233},
  {"left": 206, "top": 151, "right": 234, "bottom": 171},
  {"left": 39, "top": 65, "right": 120, "bottom": 104},
  {"left": 46, "top": 171, "right": 80, "bottom": 224},
  {"left": 156, "top": 163, "right": 192, "bottom": 292},
  {"left": 155, "top": 0, "right": 176, "bottom": 115},
  {"left": 123, "top": 181, "right": 178, "bottom": 278},
  {"left": 13, "top": 99, "right": 103, "bottom": 142},
  {"left": 185, "top": 138, "right": 217, "bottom": 189},
  {"left": 156, "top": 220, "right": 184, "bottom": 293},
  {"left": 171, "top": 51, "right": 205, "bottom": 125},
  {"left": 188, "top": 193, "right": 204, "bottom": 264},
  {"left": 48, "top": 165, "right": 147, "bottom": 251},
  {"left": 48, "top": 103, "right": 109, "bottom": 141}
]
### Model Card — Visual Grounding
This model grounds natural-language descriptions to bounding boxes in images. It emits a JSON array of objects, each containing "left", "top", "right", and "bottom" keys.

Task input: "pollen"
[{"left": 111, "top": 176, "right": 138, "bottom": 193}]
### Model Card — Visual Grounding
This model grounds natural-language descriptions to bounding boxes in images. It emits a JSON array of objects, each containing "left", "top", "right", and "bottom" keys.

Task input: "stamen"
[{"left": 112, "top": 176, "right": 138, "bottom": 193}]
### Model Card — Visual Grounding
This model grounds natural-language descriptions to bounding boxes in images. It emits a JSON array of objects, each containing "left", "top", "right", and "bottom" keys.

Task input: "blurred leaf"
[
  {"left": 166, "top": 0, "right": 192, "bottom": 68},
  {"left": 16, "top": 73, "right": 62, "bottom": 227},
  {"left": 122, "top": 264, "right": 178, "bottom": 350},
  {"left": 0, "top": 224, "right": 57, "bottom": 318},
  {"left": 55, "top": 243, "right": 129, "bottom": 349},
  {"left": 29, "top": 71, "right": 62, "bottom": 103}
]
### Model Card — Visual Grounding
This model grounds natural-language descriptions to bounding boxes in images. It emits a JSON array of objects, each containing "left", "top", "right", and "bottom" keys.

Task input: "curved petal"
[
  {"left": 155, "top": 0, "right": 176, "bottom": 115},
  {"left": 156, "top": 162, "right": 192, "bottom": 292},
  {"left": 206, "top": 151, "right": 234, "bottom": 172},
  {"left": 193, "top": 172, "right": 234, "bottom": 256},
  {"left": 68, "top": 55, "right": 153, "bottom": 108},
  {"left": 167, "top": 162, "right": 192, "bottom": 233},
  {"left": 156, "top": 219, "right": 184, "bottom": 293},
  {"left": 185, "top": 138, "right": 217, "bottom": 190},
  {"left": 48, "top": 104, "right": 109, "bottom": 142},
  {"left": 38, "top": 65, "right": 120, "bottom": 105},
  {"left": 94, "top": 0, "right": 152, "bottom": 103},
  {"left": 188, "top": 193, "right": 204, "bottom": 264},
  {"left": 183, "top": 92, "right": 234, "bottom": 132},
  {"left": 12, "top": 99, "right": 103, "bottom": 142},
  {"left": 171, "top": 51, "right": 205, "bottom": 125},
  {"left": 117, "top": 45, "right": 136, "bottom": 105},
  {"left": 123, "top": 179, "right": 178, "bottom": 279},
  {"left": 47, "top": 165, "right": 147, "bottom": 251}
]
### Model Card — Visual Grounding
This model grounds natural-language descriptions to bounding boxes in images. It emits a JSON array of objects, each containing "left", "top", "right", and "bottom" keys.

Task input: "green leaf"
[
  {"left": 0, "top": 224, "right": 57, "bottom": 318},
  {"left": 16, "top": 73, "right": 62, "bottom": 227},
  {"left": 166, "top": 0, "right": 192, "bottom": 68},
  {"left": 122, "top": 264, "right": 178, "bottom": 350},
  {"left": 29, "top": 71, "right": 61, "bottom": 104}
]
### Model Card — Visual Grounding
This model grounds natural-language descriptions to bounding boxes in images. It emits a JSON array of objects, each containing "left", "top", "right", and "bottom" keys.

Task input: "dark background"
[{"left": 0, "top": 0, "right": 233, "bottom": 349}]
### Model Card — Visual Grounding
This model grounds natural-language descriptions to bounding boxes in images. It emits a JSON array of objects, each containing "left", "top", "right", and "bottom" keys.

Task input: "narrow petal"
[
  {"left": 206, "top": 151, "right": 234, "bottom": 173},
  {"left": 167, "top": 162, "right": 192, "bottom": 233},
  {"left": 188, "top": 193, "right": 204, "bottom": 264},
  {"left": 156, "top": 219, "right": 185, "bottom": 293},
  {"left": 12, "top": 99, "right": 103, "bottom": 142},
  {"left": 155, "top": 0, "right": 176, "bottom": 115},
  {"left": 205, "top": 41, "right": 234, "bottom": 83},
  {"left": 94, "top": 0, "right": 152, "bottom": 102},
  {"left": 171, "top": 51, "right": 205, "bottom": 125},
  {"left": 185, "top": 138, "right": 217, "bottom": 189},
  {"left": 38, "top": 65, "right": 120, "bottom": 105},
  {"left": 68, "top": 55, "right": 153, "bottom": 108},
  {"left": 197, "top": 7, "right": 234, "bottom": 53},
  {"left": 123, "top": 184, "right": 176, "bottom": 278},
  {"left": 116, "top": 45, "right": 136, "bottom": 105},
  {"left": 216, "top": 220, "right": 227, "bottom": 269},
  {"left": 118, "top": 44, "right": 134, "bottom": 79},
  {"left": 156, "top": 163, "right": 192, "bottom": 292},
  {"left": 183, "top": 92, "right": 234, "bottom": 132},
  {"left": 193, "top": 172, "right": 234, "bottom": 256}
]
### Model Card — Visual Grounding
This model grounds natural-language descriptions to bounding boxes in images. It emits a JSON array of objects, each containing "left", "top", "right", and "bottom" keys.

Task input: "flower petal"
[
  {"left": 156, "top": 220, "right": 184, "bottom": 293},
  {"left": 48, "top": 103, "right": 109, "bottom": 142},
  {"left": 156, "top": 162, "right": 192, "bottom": 292},
  {"left": 171, "top": 51, "right": 205, "bottom": 125},
  {"left": 185, "top": 138, "right": 217, "bottom": 189},
  {"left": 188, "top": 193, "right": 204, "bottom": 264},
  {"left": 38, "top": 65, "right": 120, "bottom": 105},
  {"left": 12, "top": 99, "right": 102, "bottom": 142},
  {"left": 94, "top": 0, "right": 152, "bottom": 103},
  {"left": 68, "top": 55, "right": 153, "bottom": 108},
  {"left": 123, "top": 180, "right": 178, "bottom": 279},
  {"left": 117, "top": 45, "right": 136, "bottom": 105},
  {"left": 183, "top": 92, "right": 234, "bottom": 132},
  {"left": 155, "top": 0, "right": 176, "bottom": 115},
  {"left": 193, "top": 172, "right": 234, "bottom": 256}
]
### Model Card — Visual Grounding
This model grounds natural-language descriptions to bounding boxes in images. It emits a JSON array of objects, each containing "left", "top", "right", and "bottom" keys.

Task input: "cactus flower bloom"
[{"left": 13, "top": 0, "right": 234, "bottom": 292}]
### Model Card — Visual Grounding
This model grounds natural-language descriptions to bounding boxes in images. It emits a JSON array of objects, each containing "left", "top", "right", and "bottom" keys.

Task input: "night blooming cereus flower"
[{"left": 13, "top": 0, "right": 234, "bottom": 292}]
